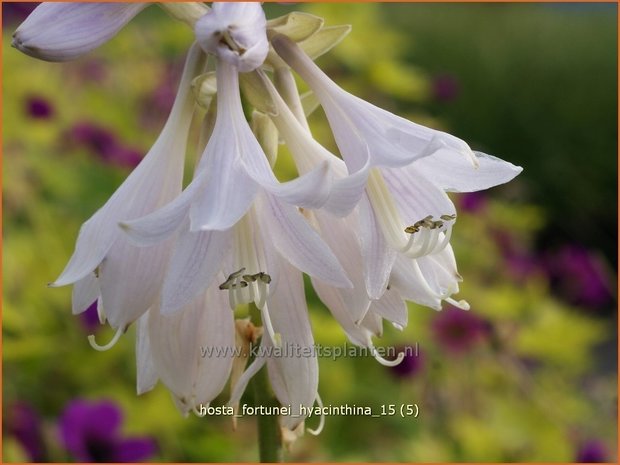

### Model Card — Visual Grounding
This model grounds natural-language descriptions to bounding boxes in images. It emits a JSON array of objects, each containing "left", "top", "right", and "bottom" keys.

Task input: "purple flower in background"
[
  {"left": 545, "top": 245, "right": 614, "bottom": 309},
  {"left": 60, "top": 399, "right": 156, "bottom": 463},
  {"left": 576, "top": 440, "right": 608, "bottom": 462},
  {"left": 140, "top": 65, "right": 180, "bottom": 130},
  {"left": 69, "top": 122, "right": 142, "bottom": 168},
  {"left": 4, "top": 402, "right": 47, "bottom": 462},
  {"left": 25, "top": 95, "right": 54, "bottom": 119},
  {"left": 432, "top": 307, "right": 489, "bottom": 353},
  {"left": 79, "top": 301, "right": 101, "bottom": 334},
  {"left": 389, "top": 345, "right": 424, "bottom": 378},
  {"left": 493, "top": 230, "right": 540, "bottom": 281},
  {"left": 458, "top": 191, "right": 487, "bottom": 213},
  {"left": 432, "top": 74, "right": 460, "bottom": 102}
]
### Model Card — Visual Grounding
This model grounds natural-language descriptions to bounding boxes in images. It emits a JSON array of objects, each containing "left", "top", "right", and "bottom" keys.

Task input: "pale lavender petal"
[
  {"left": 99, "top": 234, "right": 175, "bottom": 330},
  {"left": 136, "top": 312, "right": 158, "bottom": 395},
  {"left": 358, "top": 195, "right": 396, "bottom": 299},
  {"left": 265, "top": 260, "right": 318, "bottom": 428},
  {"left": 390, "top": 257, "right": 442, "bottom": 310},
  {"left": 359, "top": 311, "right": 382, "bottom": 337},
  {"left": 189, "top": 60, "right": 258, "bottom": 231},
  {"left": 313, "top": 212, "right": 371, "bottom": 323},
  {"left": 149, "top": 285, "right": 234, "bottom": 410},
  {"left": 369, "top": 288, "right": 408, "bottom": 328},
  {"left": 13, "top": 3, "right": 149, "bottom": 62},
  {"left": 414, "top": 150, "right": 523, "bottom": 193},
  {"left": 311, "top": 277, "right": 372, "bottom": 347},
  {"left": 381, "top": 166, "right": 456, "bottom": 222},
  {"left": 258, "top": 193, "right": 352, "bottom": 288},
  {"left": 160, "top": 226, "right": 232, "bottom": 315},
  {"left": 71, "top": 273, "right": 99, "bottom": 315}
]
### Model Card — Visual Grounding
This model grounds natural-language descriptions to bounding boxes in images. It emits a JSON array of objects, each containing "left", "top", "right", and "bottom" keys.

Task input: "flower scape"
[{"left": 12, "top": 2, "right": 522, "bottom": 439}]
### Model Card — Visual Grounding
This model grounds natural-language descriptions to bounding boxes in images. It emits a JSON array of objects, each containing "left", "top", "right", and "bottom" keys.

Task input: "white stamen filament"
[
  {"left": 96, "top": 299, "right": 106, "bottom": 325},
  {"left": 366, "top": 169, "right": 455, "bottom": 259},
  {"left": 261, "top": 303, "right": 281, "bottom": 349},
  {"left": 372, "top": 344, "right": 405, "bottom": 367},
  {"left": 88, "top": 326, "right": 123, "bottom": 351},
  {"left": 445, "top": 297, "right": 471, "bottom": 310},
  {"left": 226, "top": 212, "right": 279, "bottom": 347},
  {"left": 307, "top": 393, "right": 325, "bottom": 436}
]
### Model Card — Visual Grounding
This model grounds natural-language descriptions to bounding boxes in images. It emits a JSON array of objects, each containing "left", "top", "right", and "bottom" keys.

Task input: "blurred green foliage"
[{"left": 3, "top": 3, "right": 617, "bottom": 463}]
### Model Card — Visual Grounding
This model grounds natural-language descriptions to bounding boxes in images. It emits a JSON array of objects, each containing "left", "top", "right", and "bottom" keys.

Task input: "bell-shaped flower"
[
  {"left": 51, "top": 44, "right": 207, "bottom": 349},
  {"left": 12, "top": 3, "right": 150, "bottom": 62},
  {"left": 265, "top": 35, "right": 523, "bottom": 361},
  {"left": 195, "top": 2, "right": 269, "bottom": 73},
  {"left": 128, "top": 195, "right": 327, "bottom": 428},
  {"left": 138, "top": 283, "right": 236, "bottom": 415}
]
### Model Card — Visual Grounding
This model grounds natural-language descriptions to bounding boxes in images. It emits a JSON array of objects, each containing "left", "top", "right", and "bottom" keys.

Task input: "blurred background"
[{"left": 3, "top": 2, "right": 617, "bottom": 462}]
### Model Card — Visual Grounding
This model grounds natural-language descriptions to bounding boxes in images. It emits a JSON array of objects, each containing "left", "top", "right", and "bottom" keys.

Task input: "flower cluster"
[{"left": 13, "top": 2, "right": 522, "bottom": 434}]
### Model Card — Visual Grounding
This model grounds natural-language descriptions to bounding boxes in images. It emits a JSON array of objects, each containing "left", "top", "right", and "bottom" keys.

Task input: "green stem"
[
  {"left": 248, "top": 303, "right": 283, "bottom": 462},
  {"left": 252, "top": 363, "right": 283, "bottom": 462}
]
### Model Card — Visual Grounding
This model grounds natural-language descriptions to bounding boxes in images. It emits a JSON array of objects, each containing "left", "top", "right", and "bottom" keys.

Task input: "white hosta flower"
[
  {"left": 259, "top": 65, "right": 408, "bottom": 364},
  {"left": 142, "top": 283, "right": 235, "bottom": 415},
  {"left": 195, "top": 2, "right": 269, "bottom": 72},
  {"left": 128, "top": 196, "right": 326, "bottom": 426},
  {"left": 51, "top": 44, "right": 206, "bottom": 350},
  {"left": 12, "top": 2, "right": 150, "bottom": 62},
  {"left": 272, "top": 33, "right": 522, "bottom": 309}
]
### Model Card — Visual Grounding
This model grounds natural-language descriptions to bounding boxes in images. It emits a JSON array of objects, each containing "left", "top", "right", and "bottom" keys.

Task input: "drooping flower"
[
  {"left": 59, "top": 399, "right": 156, "bottom": 462},
  {"left": 272, "top": 34, "right": 522, "bottom": 312},
  {"left": 52, "top": 44, "right": 207, "bottom": 350}
]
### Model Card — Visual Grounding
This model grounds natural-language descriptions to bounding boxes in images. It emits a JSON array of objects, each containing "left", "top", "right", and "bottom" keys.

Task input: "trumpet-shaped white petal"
[
  {"left": 414, "top": 150, "right": 523, "bottom": 193},
  {"left": 71, "top": 273, "right": 99, "bottom": 315},
  {"left": 53, "top": 44, "right": 206, "bottom": 333},
  {"left": 160, "top": 223, "right": 233, "bottom": 315},
  {"left": 195, "top": 2, "right": 268, "bottom": 72},
  {"left": 258, "top": 192, "right": 352, "bottom": 290},
  {"left": 12, "top": 3, "right": 149, "bottom": 62},
  {"left": 148, "top": 284, "right": 235, "bottom": 415},
  {"left": 265, "top": 259, "right": 318, "bottom": 429},
  {"left": 136, "top": 312, "right": 158, "bottom": 395}
]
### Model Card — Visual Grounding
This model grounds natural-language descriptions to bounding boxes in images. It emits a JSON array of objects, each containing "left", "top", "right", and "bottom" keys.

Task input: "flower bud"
[
  {"left": 194, "top": 2, "right": 268, "bottom": 72},
  {"left": 12, "top": 3, "right": 148, "bottom": 62}
]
